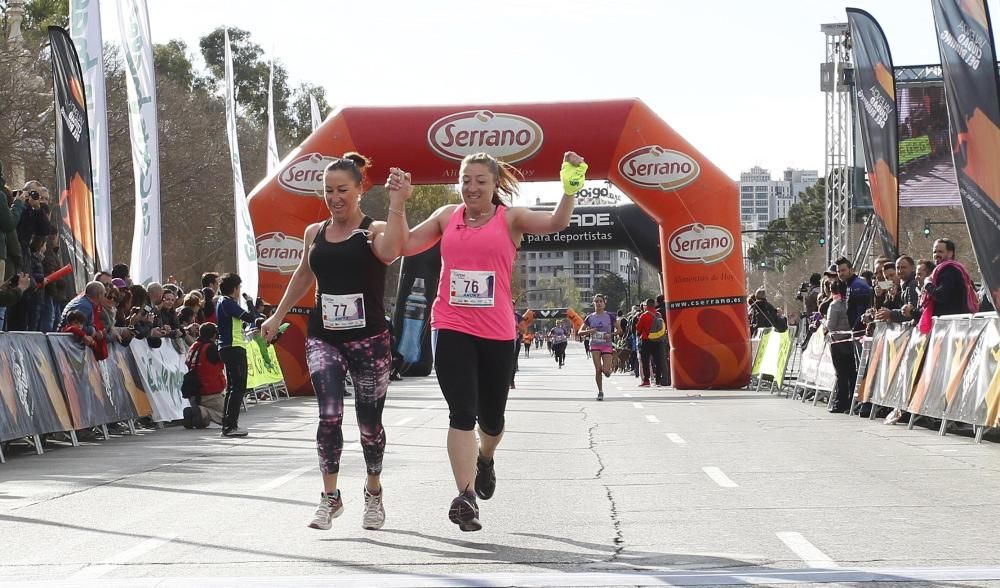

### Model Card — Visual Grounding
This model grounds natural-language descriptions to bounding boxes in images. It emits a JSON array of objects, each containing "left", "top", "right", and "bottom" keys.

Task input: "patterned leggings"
[{"left": 305, "top": 331, "right": 391, "bottom": 475}]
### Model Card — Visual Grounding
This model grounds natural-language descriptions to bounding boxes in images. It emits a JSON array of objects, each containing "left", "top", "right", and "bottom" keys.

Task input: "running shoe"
[
  {"left": 308, "top": 491, "right": 344, "bottom": 530},
  {"left": 448, "top": 490, "right": 482, "bottom": 532},
  {"left": 362, "top": 486, "right": 385, "bottom": 530},
  {"left": 597, "top": 391, "right": 604, "bottom": 401},
  {"left": 221, "top": 426, "right": 248, "bottom": 438},
  {"left": 475, "top": 455, "right": 496, "bottom": 500}
]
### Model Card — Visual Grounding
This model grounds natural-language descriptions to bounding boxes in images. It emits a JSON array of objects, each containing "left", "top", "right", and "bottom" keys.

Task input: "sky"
[{"left": 100, "top": 0, "right": 1000, "bottom": 202}]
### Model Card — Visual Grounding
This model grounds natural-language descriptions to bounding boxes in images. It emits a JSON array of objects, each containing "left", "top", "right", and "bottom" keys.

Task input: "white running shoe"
[
  {"left": 362, "top": 486, "right": 385, "bottom": 530},
  {"left": 308, "top": 491, "right": 344, "bottom": 530}
]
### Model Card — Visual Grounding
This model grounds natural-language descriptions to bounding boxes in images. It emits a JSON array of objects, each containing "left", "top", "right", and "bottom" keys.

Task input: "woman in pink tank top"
[{"left": 395, "top": 151, "right": 587, "bottom": 531}]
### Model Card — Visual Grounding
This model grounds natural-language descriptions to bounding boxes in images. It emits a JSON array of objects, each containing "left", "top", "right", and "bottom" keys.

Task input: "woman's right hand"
[{"left": 260, "top": 315, "right": 282, "bottom": 343}]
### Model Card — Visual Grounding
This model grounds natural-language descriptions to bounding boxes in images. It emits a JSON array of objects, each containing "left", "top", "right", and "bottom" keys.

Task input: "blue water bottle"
[{"left": 398, "top": 278, "right": 428, "bottom": 363}]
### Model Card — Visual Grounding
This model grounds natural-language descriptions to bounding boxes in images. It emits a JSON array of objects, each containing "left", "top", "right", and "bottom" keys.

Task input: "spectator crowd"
[{"left": 749, "top": 238, "right": 995, "bottom": 418}]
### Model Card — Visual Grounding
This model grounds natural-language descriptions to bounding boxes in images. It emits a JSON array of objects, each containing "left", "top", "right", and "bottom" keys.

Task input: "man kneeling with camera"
[{"left": 181, "top": 323, "right": 227, "bottom": 429}]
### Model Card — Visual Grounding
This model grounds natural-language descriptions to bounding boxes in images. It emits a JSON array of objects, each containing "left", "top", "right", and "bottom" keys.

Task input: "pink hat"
[{"left": 111, "top": 278, "right": 128, "bottom": 288}]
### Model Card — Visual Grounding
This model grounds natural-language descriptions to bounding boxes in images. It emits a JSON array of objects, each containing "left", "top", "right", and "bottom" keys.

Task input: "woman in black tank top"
[{"left": 261, "top": 153, "right": 412, "bottom": 531}]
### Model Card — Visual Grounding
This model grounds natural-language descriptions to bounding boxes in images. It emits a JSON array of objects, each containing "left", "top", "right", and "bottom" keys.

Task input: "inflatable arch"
[{"left": 248, "top": 99, "right": 750, "bottom": 392}]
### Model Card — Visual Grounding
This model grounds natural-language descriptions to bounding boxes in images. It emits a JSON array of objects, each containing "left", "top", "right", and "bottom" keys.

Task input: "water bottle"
[{"left": 398, "top": 278, "right": 427, "bottom": 363}]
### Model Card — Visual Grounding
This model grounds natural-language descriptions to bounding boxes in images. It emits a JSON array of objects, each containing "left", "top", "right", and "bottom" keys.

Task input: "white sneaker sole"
[{"left": 307, "top": 504, "right": 344, "bottom": 530}]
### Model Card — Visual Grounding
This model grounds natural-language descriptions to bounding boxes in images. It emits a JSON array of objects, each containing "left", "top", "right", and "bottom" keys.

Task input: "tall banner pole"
[
  {"left": 47, "top": 26, "right": 98, "bottom": 294},
  {"left": 310, "top": 94, "right": 321, "bottom": 132},
  {"left": 116, "top": 0, "right": 161, "bottom": 285},
  {"left": 847, "top": 8, "right": 900, "bottom": 258},
  {"left": 69, "top": 0, "right": 111, "bottom": 271},
  {"left": 225, "top": 29, "right": 259, "bottom": 300},
  {"left": 931, "top": 0, "right": 1000, "bottom": 310},
  {"left": 266, "top": 59, "right": 279, "bottom": 175}
]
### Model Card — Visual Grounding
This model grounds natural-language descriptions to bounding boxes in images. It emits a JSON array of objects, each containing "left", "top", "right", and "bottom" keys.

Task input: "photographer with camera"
[{"left": 12, "top": 182, "right": 56, "bottom": 255}]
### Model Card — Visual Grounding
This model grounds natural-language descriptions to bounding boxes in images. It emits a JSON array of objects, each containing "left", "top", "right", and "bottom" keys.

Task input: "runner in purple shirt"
[{"left": 578, "top": 294, "right": 621, "bottom": 401}]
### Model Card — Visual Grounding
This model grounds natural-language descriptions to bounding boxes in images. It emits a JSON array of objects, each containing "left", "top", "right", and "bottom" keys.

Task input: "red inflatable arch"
[{"left": 248, "top": 99, "right": 750, "bottom": 393}]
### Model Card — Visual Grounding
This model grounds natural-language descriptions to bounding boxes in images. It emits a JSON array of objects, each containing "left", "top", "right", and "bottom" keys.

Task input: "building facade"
[{"left": 739, "top": 166, "right": 818, "bottom": 230}]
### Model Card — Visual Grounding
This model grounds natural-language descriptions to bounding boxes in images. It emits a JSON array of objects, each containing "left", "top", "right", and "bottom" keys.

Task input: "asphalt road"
[{"left": 2, "top": 341, "right": 1000, "bottom": 587}]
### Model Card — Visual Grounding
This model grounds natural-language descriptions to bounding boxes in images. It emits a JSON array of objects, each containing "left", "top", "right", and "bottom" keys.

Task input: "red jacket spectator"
[
  {"left": 636, "top": 307, "right": 660, "bottom": 340},
  {"left": 187, "top": 339, "right": 226, "bottom": 395}
]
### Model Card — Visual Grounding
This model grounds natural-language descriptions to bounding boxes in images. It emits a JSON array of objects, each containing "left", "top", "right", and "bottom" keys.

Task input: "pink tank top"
[{"left": 431, "top": 204, "right": 516, "bottom": 341}]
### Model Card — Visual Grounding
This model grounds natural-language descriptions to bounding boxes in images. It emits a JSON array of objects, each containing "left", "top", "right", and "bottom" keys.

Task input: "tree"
[
  {"left": 288, "top": 82, "right": 330, "bottom": 145},
  {"left": 593, "top": 273, "right": 628, "bottom": 313},
  {"left": 534, "top": 274, "right": 579, "bottom": 311},
  {"left": 747, "top": 178, "right": 826, "bottom": 271}
]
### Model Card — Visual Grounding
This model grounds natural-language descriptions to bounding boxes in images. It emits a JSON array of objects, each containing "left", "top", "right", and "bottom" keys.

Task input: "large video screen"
[{"left": 897, "top": 84, "right": 960, "bottom": 207}]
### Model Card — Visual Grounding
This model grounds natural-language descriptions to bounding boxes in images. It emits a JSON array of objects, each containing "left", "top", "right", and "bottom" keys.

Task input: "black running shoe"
[
  {"left": 597, "top": 391, "right": 604, "bottom": 401},
  {"left": 475, "top": 456, "right": 496, "bottom": 500},
  {"left": 448, "top": 490, "right": 482, "bottom": 532}
]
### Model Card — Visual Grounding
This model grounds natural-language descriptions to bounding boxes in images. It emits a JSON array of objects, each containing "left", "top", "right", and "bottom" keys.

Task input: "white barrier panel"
[{"left": 129, "top": 340, "right": 186, "bottom": 422}]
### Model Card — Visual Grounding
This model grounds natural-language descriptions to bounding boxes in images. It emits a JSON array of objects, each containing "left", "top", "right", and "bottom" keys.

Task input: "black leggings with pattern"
[{"left": 305, "top": 330, "right": 391, "bottom": 475}]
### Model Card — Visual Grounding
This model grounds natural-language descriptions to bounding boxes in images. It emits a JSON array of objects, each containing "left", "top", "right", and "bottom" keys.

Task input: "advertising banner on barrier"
[
  {"left": 859, "top": 325, "right": 887, "bottom": 403},
  {"left": 751, "top": 329, "right": 771, "bottom": 377},
  {"left": 931, "top": 0, "right": 1000, "bottom": 311},
  {"left": 756, "top": 328, "right": 793, "bottom": 387},
  {"left": 883, "top": 329, "right": 927, "bottom": 411},
  {"left": 47, "top": 334, "right": 116, "bottom": 429},
  {"left": 129, "top": 339, "right": 185, "bottom": 422},
  {"left": 0, "top": 333, "right": 73, "bottom": 441},
  {"left": 947, "top": 315, "right": 999, "bottom": 425},
  {"left": 866, "top": 323, "right": 913, "bottom": 407},
  {"left": 909, "top": 316, "right": 984, "bottom": 418},
  {"left": 48, "top": 26, "right": 99, "bottom": 293},
  {"left": 247, "top": 338, "right": 284, "bottom": 389},
  {"left": 106, "top": 342, "right": 151, "bottom": 418},
  {"left": 797, "top": 328, "right": 826, "bottom": 390},
  {"left": 847, "top": 9, "right": 899, "bottom": 256}
]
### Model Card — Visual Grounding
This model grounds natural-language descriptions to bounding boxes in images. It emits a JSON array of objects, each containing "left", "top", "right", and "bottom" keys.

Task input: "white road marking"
[
  {"left": 776, "top": 531, "right": 839, "bottom": 568},
  {"left": 46, "top": 567, "right": 1000, "bottom": 586},
  {"left": 256, "top": 465, "right": 313, "bottom": 491},
  {"left": 393, "top": 417, "right": 414, "bottom": 426},
  {"left": 666, "top": 433, "right": 687, "bottom": 445},
  {"left": 645, "top": 415, "right": 660, "bottom": 423},
  {"left": 67, "top": 535, "right": 175, "bottom": 579},
  {"left": 632, "top": 402, "right": 644, "bottom": 409},
  {"left": 702, "top": 466, "right": 738, "bottom": 488}
]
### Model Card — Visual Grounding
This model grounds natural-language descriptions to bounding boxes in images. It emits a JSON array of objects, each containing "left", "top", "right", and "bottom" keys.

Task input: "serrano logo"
[
  {"left": 668, "top": 223, "right": 733, "bottom": 265},
  {"left": 257, "top": 232, "right": 304, "bottom": 274},
  {"left": 618, "top": 145, "right": 700, "bottom": 191},
  {"left": 277, "top": 153, "right": 338, "bottom": 196},
  {"left": 427, "top": 110, "right": 543, "bottom": 163}
]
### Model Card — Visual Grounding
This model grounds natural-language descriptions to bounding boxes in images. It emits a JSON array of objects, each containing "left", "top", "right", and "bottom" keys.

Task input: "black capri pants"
[{"left": 433, "top": 329, "right": 516, "bottom": 436}]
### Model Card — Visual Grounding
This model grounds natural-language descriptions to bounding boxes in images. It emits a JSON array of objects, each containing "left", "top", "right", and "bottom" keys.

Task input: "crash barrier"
[
  {"left": 0, "top": 333, "right": 287, "bottom": 463},
  {"left": 749, "top": 327, "right": 797, "bottom": 393},
  {"left": 765, "top": 312, "right": 1000, "bottom": 443}
]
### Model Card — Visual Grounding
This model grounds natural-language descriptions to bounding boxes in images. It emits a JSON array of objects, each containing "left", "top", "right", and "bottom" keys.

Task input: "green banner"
[
  {"left": 751, "top": 330, "right": 771, "bottom": 377},
  {"left": 247, "top": 336, "right": 285, "bottom": 389},
  {"left": 897, "top": 136, "right": 931, "bottom": 165}
]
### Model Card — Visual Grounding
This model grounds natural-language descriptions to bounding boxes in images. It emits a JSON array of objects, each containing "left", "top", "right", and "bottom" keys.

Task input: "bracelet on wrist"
[{"left": 388, "top": 207, "right": 405, "bottom": 217}]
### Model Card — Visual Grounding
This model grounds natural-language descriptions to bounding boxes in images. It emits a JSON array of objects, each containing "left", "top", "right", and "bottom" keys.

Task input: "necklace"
[{"left": 465, "top": 206, "right": 492, "bottom": 224}]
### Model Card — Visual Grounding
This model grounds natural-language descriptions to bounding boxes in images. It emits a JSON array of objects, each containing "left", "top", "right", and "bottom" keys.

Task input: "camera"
[
  {"left": 794, "top": 282, "right": 809, "bottom": 302},
  {"left": 29, "top": 190, "right": 39, "bottom": 200}
]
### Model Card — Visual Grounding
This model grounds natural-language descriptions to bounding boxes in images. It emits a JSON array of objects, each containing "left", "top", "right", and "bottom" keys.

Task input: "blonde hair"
[{"left": 460, "top": 152, "right": 521, "bottom": 206}]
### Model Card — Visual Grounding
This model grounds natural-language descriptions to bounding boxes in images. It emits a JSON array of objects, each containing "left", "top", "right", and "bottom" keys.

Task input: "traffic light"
[
  {"left": 818, "top": 236, "right": 826, "bottom": 246},
  {"left": 923, "top": 221, "right": 931, "bottom": 237}
]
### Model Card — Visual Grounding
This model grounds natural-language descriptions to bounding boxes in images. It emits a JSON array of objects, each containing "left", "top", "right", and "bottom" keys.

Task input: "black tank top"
[{"left": 307, "top": 217, "right": 388, "bottom": 343}]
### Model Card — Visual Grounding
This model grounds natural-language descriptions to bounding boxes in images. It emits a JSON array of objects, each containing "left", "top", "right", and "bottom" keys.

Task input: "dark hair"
[
  {"left": 934, "top": 238, "right": 956, "bottom": 255},
  {"left": 831, "top": 279, "right": 848, "bottom": 297},
  {"left": 112, "top": 263, "right": 129, "bottom": 280},
  {"left": 918, "top": 259, "right": 936, "bottom": 274},
  {"left": 896, "top": 255, "right": 915, "bottom": 267},
  {"left": 129, "top": 285, "right": 148, "bottom": 308},
  {"left": 809, "top": 272, "right": 822, "bottom": 286},
  {"left": 834, "top": 256, "right": 852, "bottom": 269},
  {"left": 177, "top": 306, "right": 195, "bottom": 325},
  {"left": 460, "top": 152, "right": 521, "bottom": 206},
  {"left": 199, "top": 322, "right": 218, "bottom": 341},
  {"left": 65, "top": 310, "right": 86, "bottom": 325},
  {"left": 94, "top": 271, "right": 111, "bottom": 281},
  {"left": 29, "top": 235, "right": 46, "bottom": 253},
  {"left": 323, "top": 152, "right": 370, "bottom": 187},
  {"left": 645, "top": 297, "right": 656, "bottom": 307},
  {"left": 219, "top": 273, "right": 242, "bottom": 296},
  {"left": 592, "top": 293, "right": 606, "bottom": 302},
  {"left": 201, "top": 272, "right": 219, "bottom": 288}
]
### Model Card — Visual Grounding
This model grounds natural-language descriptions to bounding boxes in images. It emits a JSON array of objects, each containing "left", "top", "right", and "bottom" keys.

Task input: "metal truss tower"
[{"left": 821, "top": 23, "right": 854, "bottom": 264}]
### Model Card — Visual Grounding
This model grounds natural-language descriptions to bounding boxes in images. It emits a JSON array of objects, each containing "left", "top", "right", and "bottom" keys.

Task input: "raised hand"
[{"left": 385, "top": 167, "right": 413, "bottom": 202}]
